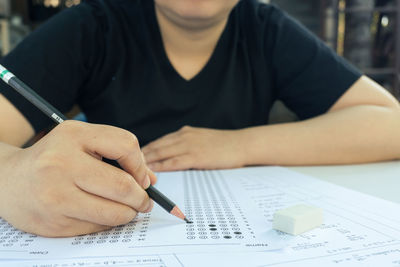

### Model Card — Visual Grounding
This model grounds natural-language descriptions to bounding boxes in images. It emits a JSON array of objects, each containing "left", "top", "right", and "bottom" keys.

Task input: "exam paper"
[
  {"left": 4, "top": 244, "right": 400, "bottom": 267},
  {"left": 1, "top": 167, "right": 399, "bottom": 266},
  {"left": 2, "top": 255, "right": 178, "bottom": 267},
  {"left": 175, "top": 243, "right": 400, "bottom": 267},
  {"left": 0, "top": 168, "right": 291, "bottom": 260},
  {"left": 176, "top": 167, "right": 400, "bottom": 266}
]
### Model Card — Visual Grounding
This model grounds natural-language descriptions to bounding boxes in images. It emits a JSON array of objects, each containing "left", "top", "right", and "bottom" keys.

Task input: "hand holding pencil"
[{"left": 0, "top": 64, "right": 189, "bottom": 237}]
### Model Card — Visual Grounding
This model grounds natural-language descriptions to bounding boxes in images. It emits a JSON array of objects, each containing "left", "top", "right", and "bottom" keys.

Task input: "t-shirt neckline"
[{"left": 146, "top": 0, "right": 231, "bottom": 85}]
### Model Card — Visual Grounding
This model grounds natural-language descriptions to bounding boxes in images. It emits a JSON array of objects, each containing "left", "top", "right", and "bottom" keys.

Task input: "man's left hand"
[{"left": 142, "top": 126, "right": 246, "bottom": 172}]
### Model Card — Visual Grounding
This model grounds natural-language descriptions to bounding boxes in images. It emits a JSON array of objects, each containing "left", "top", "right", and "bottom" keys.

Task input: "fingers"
[
  {"left": 147, "top": 166, "right": 158, "bottom": 185},
  {"left": 142, "top": 152, "right": 158, "bottom": 185},
  {"left": 73, "top": 156, "right": 152, "bottom": 213},
  {"left": 5, "top": 121, "right": 160, "bottom": 238},
  {"left": 142, "top": 126, "right": 197, "bottom": 171},
  {"left": 43, "top": 217, "right": 112, "bottom": 238},
  {"left": 62, "top": 220, "right": 111, "bottom": 237},
  {"left": 65, "top": 121, "right": 153, "bottom": 189},
  {"left": 148, "top": 155, "right": 193, "bottom": 172},
  {"left": 64, "top": 189, "right": 139, "bottom": 227},
  {"left": 144, "top": 143, "right": 186, "bottom": 164},
  {"left": 142, "top": 130, "right": 181, "bottom": 154}
]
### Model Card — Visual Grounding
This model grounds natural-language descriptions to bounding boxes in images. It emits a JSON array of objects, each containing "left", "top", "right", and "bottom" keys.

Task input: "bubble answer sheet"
[{"left": 1, "top": 167, "right": 400, "bottom": 267}]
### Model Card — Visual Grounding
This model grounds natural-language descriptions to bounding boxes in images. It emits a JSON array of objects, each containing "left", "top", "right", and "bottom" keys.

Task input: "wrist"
[
  {"left": 234, "top": 126, "right": 273, "bottom": 167},
  {"left": 0, "top": 142, "right": 23, "bottom": 216},
  {"left": 232, "top": 128, "right": 254, "bottom": 167}
]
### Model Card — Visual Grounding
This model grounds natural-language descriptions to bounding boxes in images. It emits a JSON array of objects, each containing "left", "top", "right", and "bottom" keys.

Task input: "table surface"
[{"left": 288, "top": 160, "right": 400, "bottom": 204}]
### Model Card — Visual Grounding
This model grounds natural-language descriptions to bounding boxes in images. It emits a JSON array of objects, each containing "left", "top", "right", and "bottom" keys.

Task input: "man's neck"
[
  {"left": 155, "top": 6, "right": 228, "bottom": 57},
  {"left": 155, "top": 5, "right": 228, "bottom": 80}
]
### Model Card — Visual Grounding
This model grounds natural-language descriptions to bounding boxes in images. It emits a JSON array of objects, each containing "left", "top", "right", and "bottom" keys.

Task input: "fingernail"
[{"left": 143, "top": 174, "right": 151, "bottom": 189}]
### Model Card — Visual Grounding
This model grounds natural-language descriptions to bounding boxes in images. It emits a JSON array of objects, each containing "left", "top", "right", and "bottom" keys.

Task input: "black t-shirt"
[{"left": 0, "top": 0, "right": 361, "bottom": 146}]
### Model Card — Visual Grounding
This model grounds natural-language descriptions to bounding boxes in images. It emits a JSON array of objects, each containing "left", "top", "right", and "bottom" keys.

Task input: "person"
[{"left": 0, "top": 0, "right": 399, "bottom": 238}]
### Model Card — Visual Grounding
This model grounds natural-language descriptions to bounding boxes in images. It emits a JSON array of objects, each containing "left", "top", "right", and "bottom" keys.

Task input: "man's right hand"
[{"left": 0, "top": 120, "right": 157, "bottom": 237}]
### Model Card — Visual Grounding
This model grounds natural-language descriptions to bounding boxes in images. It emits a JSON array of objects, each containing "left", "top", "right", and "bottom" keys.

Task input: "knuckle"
[
  {"left": 148, "top": 162, "right": 160, "bottom": 171},
  {"left": 169, "top": 158, "right": 181, "bottom": 168},
  {"left": 108, "top": 208, "right": 135, "bottom": 226},
  {"left": 121, "top": 131, "right": 140, "bottom": 151},
  {"left": 93, "top": 205, "right": 108, "bottom": 224},
  {"left": 108, "top": 213, "right": 124, "bottom": 226},
  {"left": 114, "top": 174, "right": 134, "bottom": 197},
  {"left": 153, "top": 162, "right": 162, "bottom": 170},
  {"left": 124, "top": 208, "right": 137, "bottom": 223},
  {"left": 152, "top": 148, "right": 163, "bottom": 158},
  {"left": 55, "top": 120, "right": 83, "bottom": 134},
  {"left": 180, "top": 125, "right": 191, "bottom": 132}
]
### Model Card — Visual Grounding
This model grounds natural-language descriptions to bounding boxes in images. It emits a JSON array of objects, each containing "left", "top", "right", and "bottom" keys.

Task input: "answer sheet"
[{"left": 1, "top": 167, "right": 400, "bottom": 266}]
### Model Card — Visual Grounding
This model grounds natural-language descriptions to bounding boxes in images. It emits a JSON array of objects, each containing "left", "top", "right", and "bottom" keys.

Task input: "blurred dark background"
[{"left": 268, "top": 0, "right": 399, "bottom": 100}]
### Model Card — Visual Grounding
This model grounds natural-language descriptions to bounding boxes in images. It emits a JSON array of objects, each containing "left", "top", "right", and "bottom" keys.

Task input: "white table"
[{"left": 289, "top": 160, "right": 400, "bottom": 204}]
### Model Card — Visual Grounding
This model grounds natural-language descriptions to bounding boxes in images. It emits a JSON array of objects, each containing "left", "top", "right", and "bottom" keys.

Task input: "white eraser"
[{"left": 273, "top": 204, "right": 323, "bottom": 235}]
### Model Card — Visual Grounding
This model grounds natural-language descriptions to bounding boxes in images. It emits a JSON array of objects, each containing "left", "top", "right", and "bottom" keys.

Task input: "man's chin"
[
  {"left": 155, "top": 0, "right": 239, "bottom": 23},
  {"left": 174, "top": 9, "right": 220, "bottom": 21},
  {"left": 176, "top": 15, "right": 227, "bottom": 31},
  {"left": 160, "top": 9, "right": 225, "bottom": 30}
]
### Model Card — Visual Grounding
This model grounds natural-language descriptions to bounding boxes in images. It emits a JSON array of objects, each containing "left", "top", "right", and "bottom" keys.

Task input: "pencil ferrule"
[{"left": 0, "top": 66, "right": 15, "bottom": 83}]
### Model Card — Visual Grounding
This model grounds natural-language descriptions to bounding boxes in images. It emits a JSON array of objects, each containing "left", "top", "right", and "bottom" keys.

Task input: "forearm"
[{"left": 240, "top": 105, "right": 400, "bottom": 166}]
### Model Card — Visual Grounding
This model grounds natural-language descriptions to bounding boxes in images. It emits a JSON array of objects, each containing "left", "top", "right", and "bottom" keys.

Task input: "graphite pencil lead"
[{"left": 170, "top": 206, "right": 188, "bottom": 222}]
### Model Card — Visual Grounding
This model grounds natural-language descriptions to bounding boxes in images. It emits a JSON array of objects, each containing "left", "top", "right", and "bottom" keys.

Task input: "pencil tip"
[
  {"left": 170, "top": 206, "right": 189, "bottom": 222},
  {"left": 184, "top": 218, "right": 192, "bottom": 224}
]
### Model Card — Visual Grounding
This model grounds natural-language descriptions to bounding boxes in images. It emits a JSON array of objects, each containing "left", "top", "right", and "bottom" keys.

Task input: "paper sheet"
[
  {"left": 0, "top": 168, "right": 291, "bottom": 260},
  {"left": 3, "top": 255, "right": 181, "bottom": 267},
  {"left": 1, "top": 167, "right": 399, "bottom": 266}
]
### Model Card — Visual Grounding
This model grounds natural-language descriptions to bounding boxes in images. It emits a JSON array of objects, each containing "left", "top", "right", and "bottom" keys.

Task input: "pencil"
[{"left": 0, "top": 64, "right": 190, "bottom": 223}]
